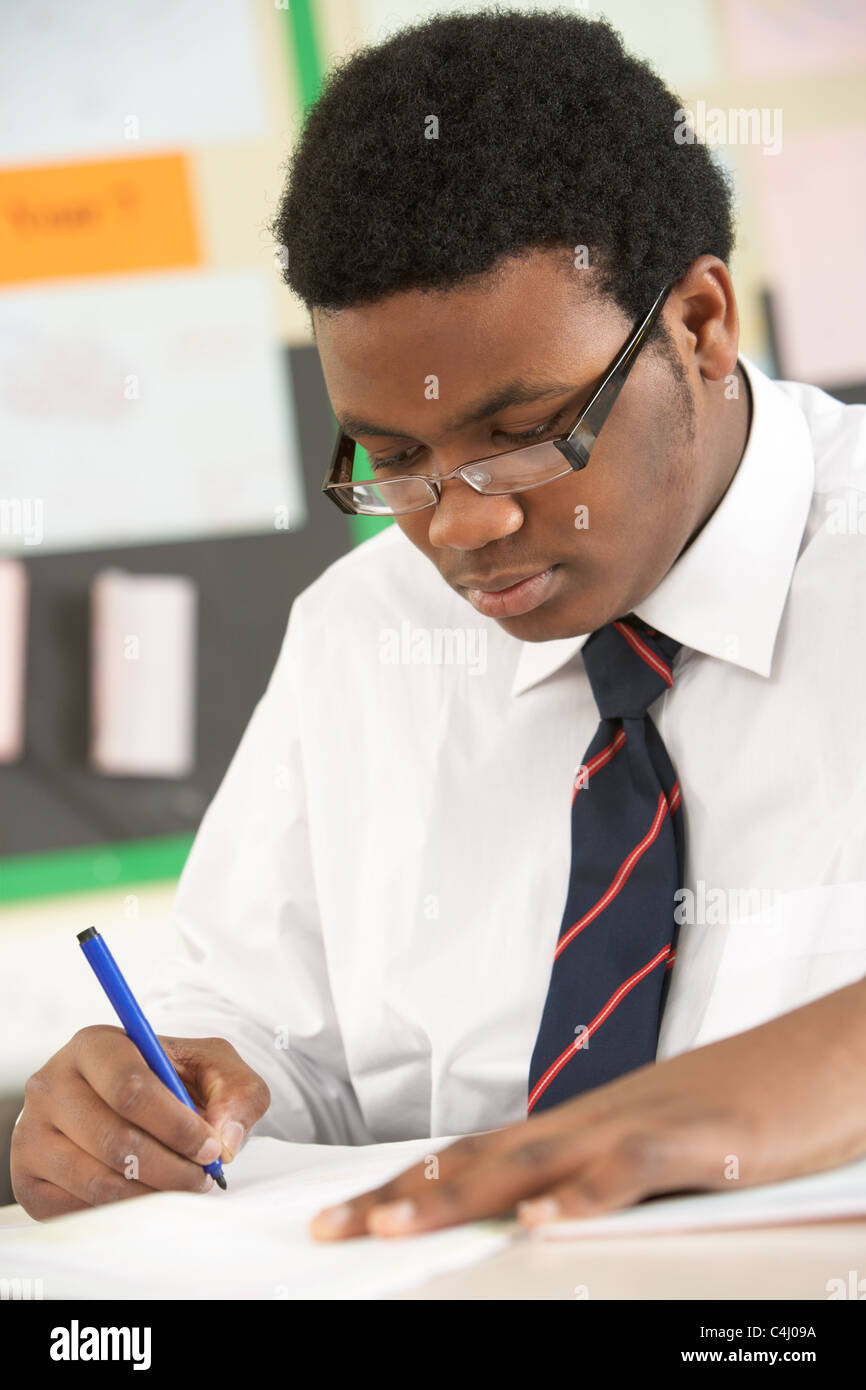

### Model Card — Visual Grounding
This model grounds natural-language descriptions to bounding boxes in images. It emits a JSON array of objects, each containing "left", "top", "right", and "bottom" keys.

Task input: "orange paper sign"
[{"left": 0, "top": 154, "right": 202, "bottom": 285}]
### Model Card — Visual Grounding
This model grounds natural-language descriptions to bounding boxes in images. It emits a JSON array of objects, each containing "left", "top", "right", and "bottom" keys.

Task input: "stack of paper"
[{"left": 531, "top": 1153, "right": 866, "bottom": 1240}]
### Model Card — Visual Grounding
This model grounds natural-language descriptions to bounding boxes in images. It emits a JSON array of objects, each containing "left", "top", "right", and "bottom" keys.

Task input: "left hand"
[{"left": 310, "top": 978, "right": 866, "bottom": 1239}]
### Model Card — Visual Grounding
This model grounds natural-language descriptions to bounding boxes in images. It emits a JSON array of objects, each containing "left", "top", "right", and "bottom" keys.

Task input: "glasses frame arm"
[{"left": 553, "top": 281, "right": 673, "bottom": 471}]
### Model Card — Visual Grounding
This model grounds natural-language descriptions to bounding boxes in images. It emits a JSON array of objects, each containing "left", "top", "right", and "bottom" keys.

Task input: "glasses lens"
[
  {"left": 333, "top": 439, "right": 572, "bottom": 513},
  {"left": 332, "top": 478, "right": 434, "bottom": 515},
  {"left": 464, "top": 440, "right": 571, "bottom": 493}
]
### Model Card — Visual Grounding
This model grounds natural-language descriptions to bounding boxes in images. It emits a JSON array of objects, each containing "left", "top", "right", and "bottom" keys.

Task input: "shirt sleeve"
[{"left": 139, "top": 593, "right": 374, "bottom": 1146}]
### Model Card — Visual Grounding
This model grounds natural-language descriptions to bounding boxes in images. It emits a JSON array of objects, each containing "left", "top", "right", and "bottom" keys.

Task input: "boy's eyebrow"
[{"left": 336, "top": 377, "right": 579, "bottom": 440}]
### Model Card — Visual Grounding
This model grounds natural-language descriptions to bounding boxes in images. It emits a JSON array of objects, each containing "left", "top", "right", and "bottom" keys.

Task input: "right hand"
[{"left": 10, "top": 1025, "right": 271, "bottom": 1220}]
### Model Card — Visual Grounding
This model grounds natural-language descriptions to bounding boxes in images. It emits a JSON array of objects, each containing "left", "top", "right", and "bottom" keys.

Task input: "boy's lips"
[
  {"left": 461, "top": 565, "right": 561, "bottom": 618},
  {"left": 457, "top": 565, "right": 555, "bottom": 592}
]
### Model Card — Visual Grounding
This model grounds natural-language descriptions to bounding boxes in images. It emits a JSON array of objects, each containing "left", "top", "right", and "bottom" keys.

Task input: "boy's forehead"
[{"left": 313, "top": 252, "right": 609, "bottom": 384}]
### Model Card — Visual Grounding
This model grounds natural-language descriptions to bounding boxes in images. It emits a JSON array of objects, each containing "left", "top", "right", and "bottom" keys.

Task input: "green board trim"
[
  {"left": 0, "top": 835, "right": 194, "bottom": 906},
  {"left": 282, "top": 0, "right": 321, "bottom": 113},
  {"left": 1, "top": 9, "right": 390, "bottom": 905}
]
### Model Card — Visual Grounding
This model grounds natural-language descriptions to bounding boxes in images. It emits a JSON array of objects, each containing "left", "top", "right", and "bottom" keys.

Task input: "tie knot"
[{"left": 582, "top": 618, "right": 681, "bottom": 720}]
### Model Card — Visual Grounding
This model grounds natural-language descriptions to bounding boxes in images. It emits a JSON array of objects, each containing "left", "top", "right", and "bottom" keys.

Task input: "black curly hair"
[{"left": 269, "top": 5, "right": 735, "bottom": 350}]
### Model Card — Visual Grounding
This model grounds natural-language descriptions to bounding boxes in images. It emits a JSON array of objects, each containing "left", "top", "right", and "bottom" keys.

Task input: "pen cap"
[{"left": 76, "top": 927, "right": 189, "bottom": 1102}]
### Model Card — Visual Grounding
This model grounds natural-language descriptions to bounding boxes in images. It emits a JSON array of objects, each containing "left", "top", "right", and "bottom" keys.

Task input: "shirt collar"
[{"left": 510, "top": 353, "right": 815, "bottom": 697}]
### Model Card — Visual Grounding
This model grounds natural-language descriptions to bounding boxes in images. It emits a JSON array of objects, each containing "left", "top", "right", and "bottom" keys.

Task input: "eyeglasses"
[{"left": 321, "top": 281, "right": 673, "bottom": 516}]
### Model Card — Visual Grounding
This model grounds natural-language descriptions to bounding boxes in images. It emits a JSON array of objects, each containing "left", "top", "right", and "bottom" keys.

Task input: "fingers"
[
  {"left": 374, "top": 1127, "right": 595, "bottom": 1236},
  {"left": 311, "top": 1108, "right": 736, "bottom": 1240},
  {"left": 515, "top": 1129, "right": 688, "bottom": 1227},
  {"left": 38, "top": 1067, "right": 219, "bottom": 1195},
  {"left": 514, "top": 1112, "right": 746, "bottom": 1228},
  {"left": 311, "top": 1117, "right": 588, "bottom": 1240},
  {"left": 309, "top": 1133, "right": 496, "bottom": 1240},
  {"left": 40, "top": 1128, "right": 166, "bottom": 1207},
  {"left": 11, "top": 1026, "right": 271, "bottom": 1221},
  {"left": 18, "top": 1179, "right": 91, "bottom": 1221},
  {"left": 12, "top": 1127, "right": 163, "bottom": 1219},
  {"left": 72, "top": 1027, "right": 224, "bottom": 1166},
  {"left": 164, "top": 1035, "right": 271, "bottom": 1164}
]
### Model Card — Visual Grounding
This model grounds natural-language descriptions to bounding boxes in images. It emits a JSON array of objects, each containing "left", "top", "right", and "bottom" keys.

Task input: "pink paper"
[
  {"left": 90, "top": 568, "right": 197, "bottom": 777},
  {"left": 0, "top": 558, "right": 28, "bottom": 762},
  {"left": 723, "top": 0, "right": 866, "bottom": 77},
  {"left": 754, "top": 127, "right": 866, "bottom": 386}
]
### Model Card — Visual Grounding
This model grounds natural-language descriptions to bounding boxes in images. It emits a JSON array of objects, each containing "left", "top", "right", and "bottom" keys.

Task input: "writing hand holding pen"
[{"left": 9, "top": 928, "right": 271, "bottom": 1221}]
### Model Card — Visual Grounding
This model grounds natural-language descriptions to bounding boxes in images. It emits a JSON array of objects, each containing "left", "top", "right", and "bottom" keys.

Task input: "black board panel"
[{"left": 0, "top": 345, "right": 351, "bottom": 856}]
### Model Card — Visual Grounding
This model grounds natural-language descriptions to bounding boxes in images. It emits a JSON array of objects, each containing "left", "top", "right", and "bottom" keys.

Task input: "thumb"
[{"left": 162, "top": 1035, "right": 271, "bottom": 1164}]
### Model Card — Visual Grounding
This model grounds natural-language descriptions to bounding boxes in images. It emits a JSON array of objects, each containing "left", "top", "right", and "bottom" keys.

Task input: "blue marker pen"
[{"left": 76, "top": 926, "right": 226, "bottom": 1190}]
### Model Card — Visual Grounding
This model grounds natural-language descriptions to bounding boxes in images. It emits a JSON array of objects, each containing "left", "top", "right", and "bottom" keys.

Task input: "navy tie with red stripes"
[{"left": 527, "top": 617, "right": 684, "bottom": 1113}]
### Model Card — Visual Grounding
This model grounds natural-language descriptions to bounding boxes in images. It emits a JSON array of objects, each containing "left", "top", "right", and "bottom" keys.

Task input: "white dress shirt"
[{"left": 142, "top": 354, "right": 866, "bottom": 1145}]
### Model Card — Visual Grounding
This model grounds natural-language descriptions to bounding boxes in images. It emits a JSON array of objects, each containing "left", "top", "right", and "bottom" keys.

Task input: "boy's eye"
[
  {"left": 371, "top": 447, "right": 422, "bottom": 472},
  {"left": 370, "top": 407, "right": 569, "bottom": 471}
]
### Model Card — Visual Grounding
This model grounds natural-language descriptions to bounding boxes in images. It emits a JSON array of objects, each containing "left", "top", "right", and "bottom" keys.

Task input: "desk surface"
[
  {"left": 3, "top": 1202, "right": 864, "bottom": 1300},
  {"left": 395, "top": 1218, "right": 866, "bottom": 1299}
]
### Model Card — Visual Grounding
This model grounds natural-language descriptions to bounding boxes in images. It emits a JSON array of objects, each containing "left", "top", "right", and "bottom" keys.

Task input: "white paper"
[
  {"left": 0, "top": 269, "right": 307, "bottom": 554},
  {"left": 0, "top": 0, "right": 266, "bottom": 166},
  {"left": 0, "top": 1135, "right": 513, "bottom": 1300},
  {"left": 532, "top": 1152, "right": 866, "bottom": 1241}
]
